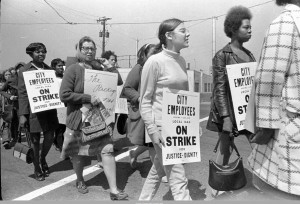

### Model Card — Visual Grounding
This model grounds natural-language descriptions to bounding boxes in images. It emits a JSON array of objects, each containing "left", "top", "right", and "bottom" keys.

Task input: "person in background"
[
  {"left": 52, "top": 58, "right": 65, "bottom": 78},
  {"left": 97, "top": 50, "right": 123, "bottom": 168},
  {"left": 51, "top": 58, "right": 66, "bottom": 152},
  {"left": 121, "top": 44, "right": 158, "bottom": 169},
  {"left": 14, "top": 62, "right": 26, "bottom": 72},
  {"left": 139, "top": 18, "right": 193, "bottom": 200},
  {"left": 101, "top": 50, "right": 123, "bottom": 86},
  {"left": 0, "top": 77, "right": 10, "bottom": 148},
  {"left": 0, "top": 63, "right": 24, "bottom": 148},
  {"left": 3, "top": 70, "right": 11, "bottom": 82},
  {"left": 9, "top": 67, "right": 17, "bottom": 77},
  {"left": 18, "top": 42, "right": 59, "bottom": 181},
  {"left": 205, "top": 5, "right": 255, "bottom": 200},
  {"left": 248, "top": 0, "right": 300, "bottom": 198},
  {"left": 59, "top": 36, "right": 128, "bottom": 200},
  {"left": 1, "top": 69, "right": 14, "bottom": 148}
]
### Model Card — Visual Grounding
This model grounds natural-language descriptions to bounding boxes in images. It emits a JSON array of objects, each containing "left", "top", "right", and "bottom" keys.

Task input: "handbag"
[
  {"left": 127, "top": 105, "right": 145, "bottom": 145},
  {"left": 81, "top": 106, "right": 110, "bottom": 143},
  {"left": 1, "top": 105, "right": 13, "bottom": 123},
  {"left": 208, "top": 134, "right": 247, "bottom": 191},
  {"left": 117, "top": 113, "right": 128, "bottom": 135},
  {"left": 13, "top": 128, "right": 34, "bottom": 164}
]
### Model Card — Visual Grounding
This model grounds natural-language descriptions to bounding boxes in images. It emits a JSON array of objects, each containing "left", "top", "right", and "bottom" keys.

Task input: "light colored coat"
[{"left": 248, "top": 4, "right": 300, "bottom": 196}]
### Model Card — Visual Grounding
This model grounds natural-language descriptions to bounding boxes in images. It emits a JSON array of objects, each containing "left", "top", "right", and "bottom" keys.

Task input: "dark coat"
[
  {"left": 18, "top": 62, "right": 59, "bottom": 133},
  {"left": 206, "top": 43, "right": 255, "bottom": 132},
  {"left": 120, "top": 64, "right": 145, "bottom": 145}
]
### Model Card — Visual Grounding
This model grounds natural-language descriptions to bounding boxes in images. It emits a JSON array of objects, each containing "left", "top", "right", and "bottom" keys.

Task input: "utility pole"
[
  {"left": 97, "top": 16, "right": 111, "bottom": 55},
  {"left": 212, "top": 16, "right": 217, "bottom": 59},
  {"left": 136, "top": 38, "right": 139, "bottom": 63},
  {"left": 211, "top": 16, "right": 217, "bottom": 75}
]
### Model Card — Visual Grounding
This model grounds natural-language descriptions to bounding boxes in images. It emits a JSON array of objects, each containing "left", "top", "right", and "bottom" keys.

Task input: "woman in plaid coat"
[{"left": 248, "top": 0, "right": 300, "bottom": 196}]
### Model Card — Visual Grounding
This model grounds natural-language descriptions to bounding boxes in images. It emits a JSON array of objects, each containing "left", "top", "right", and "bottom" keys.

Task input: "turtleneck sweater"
[{"left": 140, "top": 48, "right": 189, "bottom": 135}]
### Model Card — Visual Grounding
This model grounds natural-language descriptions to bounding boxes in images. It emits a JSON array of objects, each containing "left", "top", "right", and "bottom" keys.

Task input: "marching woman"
[
  {"left": 59, "top": 36, "right": 128, "bottom": 200},
  {"left": 18, "top": 42, "right": 59, "bottom": 181},
  {"left": 205, "top": 6, "right": 255, "bottom": 199},
  {"left": 139, "top": 18, "right": 193, "bottom": 200}
]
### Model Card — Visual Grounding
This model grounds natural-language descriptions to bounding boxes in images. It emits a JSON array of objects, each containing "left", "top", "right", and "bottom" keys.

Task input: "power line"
[
  {"left": 215, "top": 0, "right": 274, "bottom": 19},
  {"left": 48, "top": 1, "right": 99, "bottom": 18},
  {"left": 2, "top": 0, "right": 274, "bottom": 26},
  {"left": 43, "top": 0, "right": 73, "bottom": 24}
]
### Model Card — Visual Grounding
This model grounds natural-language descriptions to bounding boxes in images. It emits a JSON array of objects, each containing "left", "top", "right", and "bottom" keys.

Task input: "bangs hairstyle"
[
  {"left": 26, "top": 42, "right": 47, "bottom": 55},
  {"left": 276, "top": 0, "right": 292, "bottom": 6},
  {"left": 158, "top": 18, "right": 183, "bottom": 46},
  {"left": 78, "top": 36, "right": 96, "bottom": 50},
  {"left": 224, "top": 6, "right": 252, "bottom": 38},
  {"left": 101, "top": 50, "right": 117, "bottom": 62}
]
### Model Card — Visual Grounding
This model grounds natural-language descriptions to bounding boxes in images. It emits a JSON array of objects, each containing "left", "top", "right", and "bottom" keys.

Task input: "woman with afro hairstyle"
[{"left": 206, "top": 5, "right": 255, "bottom": 199}]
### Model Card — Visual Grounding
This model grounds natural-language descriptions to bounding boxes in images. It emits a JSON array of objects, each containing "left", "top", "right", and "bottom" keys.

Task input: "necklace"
[{"left": 31, "top": 62, "right": 44, "bottom": 70}]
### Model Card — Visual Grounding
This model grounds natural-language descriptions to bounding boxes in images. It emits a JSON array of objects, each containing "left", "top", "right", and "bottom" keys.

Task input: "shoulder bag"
[
  {"left": 81, "top": 106, "right": 110, "bottom": 143},
  {"left": 208, "top": 134, "right": 247, "bottom": 191}
]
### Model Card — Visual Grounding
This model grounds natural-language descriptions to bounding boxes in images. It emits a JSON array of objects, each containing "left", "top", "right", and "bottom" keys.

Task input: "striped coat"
[{"left": 248, "top": 4, "right": 300, "bottom": 196}]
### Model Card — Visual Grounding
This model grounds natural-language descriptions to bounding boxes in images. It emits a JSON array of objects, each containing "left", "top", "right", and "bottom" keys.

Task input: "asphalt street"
[{"left": 1, "top": 103, "right": 299, "bottom": 201}]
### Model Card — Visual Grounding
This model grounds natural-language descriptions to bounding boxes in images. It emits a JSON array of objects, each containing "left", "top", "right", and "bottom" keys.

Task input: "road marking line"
[
  {"left": 13, "top": 147, "right": 137, "bottom": 201},
  {"left": 199, "top": 116, "right": 208, "bottom": 123},
  {"left": 13, "top": 117, "right": 209, "bottom": 201}
]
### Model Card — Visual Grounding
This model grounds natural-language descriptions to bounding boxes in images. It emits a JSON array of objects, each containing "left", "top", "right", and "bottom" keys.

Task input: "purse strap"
[
  {"left": 213, "top": 132, "right": 241, "bottom": 157},
  {"left": 17, "top": 126, "right": 32, "bottom": 147}
]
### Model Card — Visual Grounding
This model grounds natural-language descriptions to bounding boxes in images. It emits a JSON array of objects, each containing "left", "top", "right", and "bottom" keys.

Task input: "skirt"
[
  {"left": 248, "top": 111, "right": 300, "bottom": 196},
  {"left": 60, "top": 127, "right": 113, "bottom": 159}
]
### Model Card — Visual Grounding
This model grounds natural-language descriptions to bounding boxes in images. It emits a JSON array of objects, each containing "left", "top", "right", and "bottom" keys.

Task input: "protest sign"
[
  {"left": 114, "top": 86, "right": 128, "bottom": 114},
  {"left": 84, "top": 69, "right": 118, "bottom": 125},
  {"left": 226, "top": 62, "right": 257, "bottom": 131},
  {"left": 162, "top": 88, "right": 200, "bottom": 165},
  {"left": 23, "top": 70, "right": 64, "bottom": 113},
  {"left": 56, "top": 77, "right": 67, "bottom": 124}
]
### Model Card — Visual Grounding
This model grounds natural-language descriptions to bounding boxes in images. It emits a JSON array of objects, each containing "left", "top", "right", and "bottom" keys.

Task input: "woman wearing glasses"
[
  {"left": 59, "top": 36, "right": 128, "bottom": 200},
  {"left": 139, "top": 18, "right": 192, "bottom": 200},
  {"left": 18, "top": 42, "right": 59, "bottom": 181}
]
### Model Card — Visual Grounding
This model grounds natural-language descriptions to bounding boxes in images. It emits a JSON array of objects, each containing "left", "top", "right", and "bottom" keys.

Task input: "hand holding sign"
[
  {"left": 91, "top": 95, "right": 102, "bottom": 106},
  {"left": 151, "top": 131, "right": 165, "bottom": 147},
  {"left": 222, "top": 116, "right": 233, "bottom": 132}
]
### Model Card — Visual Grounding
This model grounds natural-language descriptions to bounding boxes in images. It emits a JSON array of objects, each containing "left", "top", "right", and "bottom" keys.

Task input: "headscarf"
[{"left": 75, "top": 37, "right": 96, "bottom": 63}]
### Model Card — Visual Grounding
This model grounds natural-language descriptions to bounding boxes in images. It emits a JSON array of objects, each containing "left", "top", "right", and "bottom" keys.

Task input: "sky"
[{"left": 0, "top": 0, "right": 282, "bottom": 74}]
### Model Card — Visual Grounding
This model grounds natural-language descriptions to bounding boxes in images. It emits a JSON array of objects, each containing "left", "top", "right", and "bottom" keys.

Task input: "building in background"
[{"left": 118, "top": 67, "right": 212, "bottom": 103}]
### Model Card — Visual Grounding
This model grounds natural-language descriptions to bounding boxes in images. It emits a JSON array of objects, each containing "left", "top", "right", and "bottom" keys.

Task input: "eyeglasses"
[
  {"left": 81, "top": 46, "right": 96, "bottom": 53},
  {"left": 172, "top": 28, "right": 190, "bottom": 35}
]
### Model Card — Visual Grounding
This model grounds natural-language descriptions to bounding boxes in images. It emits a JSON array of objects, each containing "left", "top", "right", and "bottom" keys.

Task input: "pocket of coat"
[{"left": 284, "top": 116, "right": 300, "bottom": 143}]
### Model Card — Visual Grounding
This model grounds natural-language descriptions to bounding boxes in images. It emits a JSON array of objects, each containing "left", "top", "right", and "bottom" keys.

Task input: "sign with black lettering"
[
  {"left": 162, "top": 88, "right": 200, "bottom": 165},
  {"left": 84, "top": 69, "right": 118, "bottom": 125},
  {"left": 226, "top": 62, "right": 257, "bottom": 131},
  {"left": 23, "top": 70, "right": 64, "bottom": 113}
]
